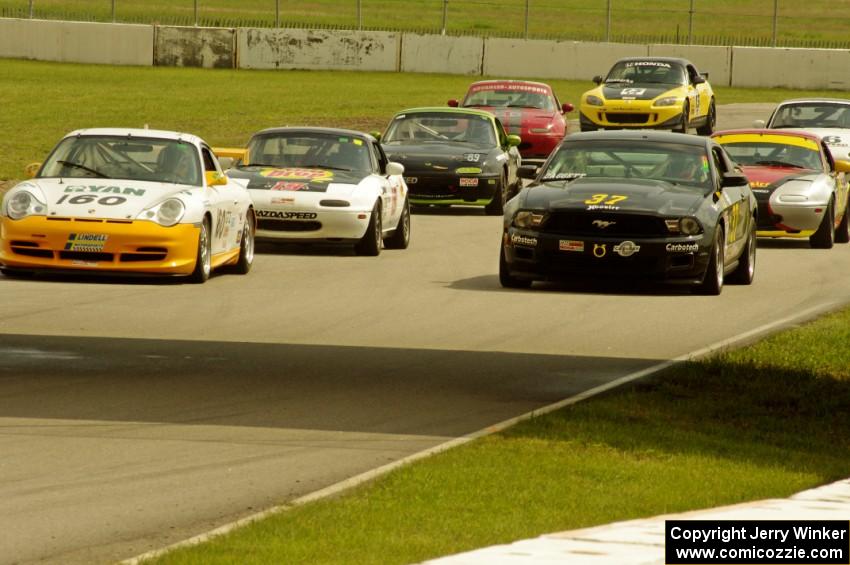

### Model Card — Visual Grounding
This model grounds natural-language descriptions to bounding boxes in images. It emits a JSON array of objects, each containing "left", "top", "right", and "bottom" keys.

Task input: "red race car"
[{"left": 449, "top": 80, "right": 574, "bottom": 164}]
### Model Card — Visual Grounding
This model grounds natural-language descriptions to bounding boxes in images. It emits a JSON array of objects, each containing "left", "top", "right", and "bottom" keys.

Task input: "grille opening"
[
  {"left": 12, "top": 247, "right": 53, "bottom": 258},
  {"left": 257, "top": 219, "right": 322, "bottom": 232},
  {"left": 121, "top": 253, "right": 167, "bottom": 262},
  {"left": 136, "top": 247, "right": 167, "bottom": 253},
  {"left": 670, "top": 255, "right": 694, "bottom": 268},
  {"left": 59, "top": 251, "right": 113, "bottom": 262},
  {"left": 514, "top": 247, "right": 534, "bottom": 260},
  {"left": 10, "top": 241, "right": 39, "bottom": 247},
  {"left": 106, "top": 219, "right": 133, "bottom": 224},
  {"left": 46, "top": 217, "right": 72, "bottom": 221},
  {"left": 605, "top": 113, "right": 650, "bottom": 124}
]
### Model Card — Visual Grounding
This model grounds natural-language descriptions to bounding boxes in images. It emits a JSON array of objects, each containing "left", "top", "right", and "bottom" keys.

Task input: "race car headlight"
[
  {"left": 138, "top": 198, "right": 186, "bottom": 227},
  {"left": 513, "top": 210, "right": 547, "bottom": 229},
  {"left": 654, "top": 96, "right": 680, "bottom": 107},
  {"left": 585, "top": 95, "right": 604, "bottom": 107},
  {"left": 5, "top": 189, "right": 46, "bottom": 220},
  {"left": 666, "top": 217, "right": 703, "bottom": 235}
]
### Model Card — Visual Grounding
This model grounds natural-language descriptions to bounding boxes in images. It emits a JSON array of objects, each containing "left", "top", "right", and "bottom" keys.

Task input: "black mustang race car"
[{"left": 500, "top": 131, "right": 757, "bottom": 295}]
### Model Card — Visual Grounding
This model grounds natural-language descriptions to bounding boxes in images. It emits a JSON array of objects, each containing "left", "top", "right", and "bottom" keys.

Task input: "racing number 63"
[{"left": 585, "top": 194, "right": 628, "bottom": 205}]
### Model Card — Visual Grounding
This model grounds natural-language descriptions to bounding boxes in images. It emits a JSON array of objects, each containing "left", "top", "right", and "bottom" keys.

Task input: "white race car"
[
  {"left": 758, "top": 98, "right": 850, "bottom": 162},
  {"left": 219, "top": 127, "right": 410, "bottom": 255},
  {"left": 1, "top": 128, "right": 255, "bottom": 282}
]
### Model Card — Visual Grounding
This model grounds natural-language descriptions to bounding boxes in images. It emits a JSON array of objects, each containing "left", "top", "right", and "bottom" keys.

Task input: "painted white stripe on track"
[{"left": 122, "top": 299, "right": 845, "bottom": 564}]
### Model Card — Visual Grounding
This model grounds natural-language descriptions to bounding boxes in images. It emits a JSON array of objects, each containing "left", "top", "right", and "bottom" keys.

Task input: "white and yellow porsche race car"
[
  {"left": 1, "top": 128, "right": 255, "bottom": 282},
  {"left": 580, "top": 57, "right": 716, "bottom": 135}
]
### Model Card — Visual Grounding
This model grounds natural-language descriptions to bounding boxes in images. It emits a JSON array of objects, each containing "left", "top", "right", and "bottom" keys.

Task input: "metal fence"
[{"left": 1, "top": 0, "right": 848, "bottom": 49}]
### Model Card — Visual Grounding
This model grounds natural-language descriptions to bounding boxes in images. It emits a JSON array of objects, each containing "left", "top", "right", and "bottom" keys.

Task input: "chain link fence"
[{"left": 1, "top": 0, "right": 848, "bottom": 48}]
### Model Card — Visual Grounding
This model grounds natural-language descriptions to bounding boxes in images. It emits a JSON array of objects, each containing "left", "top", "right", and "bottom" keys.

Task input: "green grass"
[
  {"left": 150, "top": 308, "right": 850, "bottom": 565},
  {"left": 1, "top": 57, "right": 848, "bottom": 182},
  {"left": 1, "top": 0, "right": 849, "bottom": 46}
]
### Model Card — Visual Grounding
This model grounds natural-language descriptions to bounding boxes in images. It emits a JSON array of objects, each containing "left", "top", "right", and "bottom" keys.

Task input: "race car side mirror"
[
  {"left": 507, "top": 135, "right": 522, "bottom": 147},
  {"left": 447, "top": 99, "right": 459, "bottom": 107},
  {"left": 24, "top": 162, "right": 41, "bottom": 178},
  {"left": 562, "top": 103, "right": 575, "bottom": 113},
  {"left": 592, "top": 75, "right": 603, "bottom": 85},
  {"left": 700, "top": 72, "right": 710, "bottom": 80},
  {"left": 692, "top": 75, "right": 706, "bottom": 85},
  {"left": 205, "top": 171, "right": 228, "bottom": 187},
  {"left": 386, "top": 162, "right": 405, "bottom": 176},
  {"left": 833, "top": 159, "right": 850, "bottom": 173},
  {"left": 721, "top": 171, "right": 749, "bottom": 188},
  {"left": 517, "top": 165, "right": 538, "bottom": 180},
  {"left": 370, "top": 131, "right": 382, "bottom": 142},
  {"left": 752, "top": 120, "right": 766, "bottom": 128}
]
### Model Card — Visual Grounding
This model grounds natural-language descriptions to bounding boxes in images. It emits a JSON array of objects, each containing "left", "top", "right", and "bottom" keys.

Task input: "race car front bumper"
[
  {"left": 579, "top": 107, "right": 684, "bottom": 130},
  {"left": 405, "top": 172, "right": 501, "bottom": 206},
  {"left": 756, "top": 198, "right": 827, "bottom": 237},
  {"left": 502, "top": 227, "right": 711, "bottom": 284},
  {"left": 254, "top": 207, "right": 374, "bottom": 241},
  {"left": 0, "top": 216, "right": 200, "bottom": 274}
]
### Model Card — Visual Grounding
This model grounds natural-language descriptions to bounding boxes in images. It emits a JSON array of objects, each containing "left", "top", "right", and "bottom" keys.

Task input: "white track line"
[{"left": 123, "top": 299, "right": 845, "bottom": 564}]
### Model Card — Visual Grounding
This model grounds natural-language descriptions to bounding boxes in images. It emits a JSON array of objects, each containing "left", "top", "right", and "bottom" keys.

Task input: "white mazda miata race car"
[{"left": 218, "top": 127, "right": 409, "bottom": 255}]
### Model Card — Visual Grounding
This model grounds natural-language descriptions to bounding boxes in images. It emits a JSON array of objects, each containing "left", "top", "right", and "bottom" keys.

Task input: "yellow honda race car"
[
  {"left": 580, "top": 57, "right": 716, "bottom": 135},
  {"left": 1, "top": 128, "right": 255, "bottom": 282}
]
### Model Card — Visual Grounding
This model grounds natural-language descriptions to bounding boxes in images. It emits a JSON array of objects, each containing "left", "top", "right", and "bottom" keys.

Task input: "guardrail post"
[
  {"left": 194, "top": 0, "right": 198, "bottom": 26},
  {"left": 275, "top": 0, "right": 280, "bottom": 28},
  {"left": 28, "top": 0, "right": 33, "bottom": 18},
  {"left": 111, "top": 0, "right": 116, "bottom": 22},
  {"left": 772, "top": 0, "right": 778, "bottom": 47},
  {"left": 524, "top": 0, "right": 529, "bottom": 39},
  {"left": 687, "top": 0, "right": 694, "bottom": 44},
  {"left": 441, "top": 0, "right": 448, "bottom": 35},
  {"left": 357, "top": 0, "right": 362, "bottom": 30},
  {"left": 605, "top": 0, "right": 611, "bottom": 42}
]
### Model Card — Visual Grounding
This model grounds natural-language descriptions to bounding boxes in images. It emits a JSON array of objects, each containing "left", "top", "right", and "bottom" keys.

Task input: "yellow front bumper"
[
  {"left": 1, "top": 216, "right": 200, "bottom": 274},
  {"left": 581, "top": 103, "right": 683, "bottom": 128}
]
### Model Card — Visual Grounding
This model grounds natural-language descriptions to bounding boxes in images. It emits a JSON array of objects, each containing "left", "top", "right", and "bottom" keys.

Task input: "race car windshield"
[
  {"left": 770, "top": 103, "right": 850, "bottom": 129},
  {"left": 605, "top": 61, "right": 687, "bottom": 85},
  {"left": 719, "top": 141, "right": 822, "bottom": 170},
  {"left": 245, "top": 133, "right": 371, "bottom": 172},
  {"left": 383, "top": 113, "right": 496, "bottom": 145},
  {"left": 541, "top": 140, "right": 712, "bottom": 190},
  {"left": 463, "top": 88, "right": 554, "bottom": 110},
  {"left": 39, "top": 136, "right": 202, "bottom": 186}
]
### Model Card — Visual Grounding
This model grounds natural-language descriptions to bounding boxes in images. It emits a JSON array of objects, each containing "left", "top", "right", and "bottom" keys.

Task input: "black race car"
[
  {"left": 500, "top": 131, "right": 757, "bottom": 295},
  {"left": 381, "top": 107, "right": 522, "bottom": 215}
]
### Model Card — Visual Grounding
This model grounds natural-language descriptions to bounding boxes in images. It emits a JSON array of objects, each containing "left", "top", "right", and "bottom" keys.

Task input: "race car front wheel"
[
  {"left": 729, "top": 218, "right": 756, "bottom": 285},
  {"left": 190, "top": 217, "right": 212, "bottom": 284},
  {"left": 810, "top": 199, "right": 835, "bottom": 249},
  {"left": 835, "top": 199, "right": 850, "bottom": 244},
  {"left": 499, "top": 244, "right": 531, "bottom": 289},
  {"left": 696, "top": 100, "right": 716, "bottom": 136},
  {"left": 485, "top": 171, "right": 507, "bottom": 216},
  {"left": 232, "top": 208, "right": 255, "bottom": 274},
  {"left": 355, "top": 202, "right": 382, "bottom": 256},
  {"left": 696, "top": 226, "right": 724, "bottom": 295},
  {"left": 385, "top": 198, "right": 410, "bottom": 250},
  {"left": 675, "top": 102, "right": 689, "bottom": 134}
]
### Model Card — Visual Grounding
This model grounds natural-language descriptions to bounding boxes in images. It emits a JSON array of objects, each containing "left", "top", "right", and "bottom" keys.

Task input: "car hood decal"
[
  {"left": 480, "top": 107, "right": 557, "bottom": 133},
  {"left": 524, "top": 178, "right": 706, "bottom": 215},
  {"left": 601, "top": 84, "right": 676, "bottom": 101},
  {"left": 229, "top": 167, "right": 367, "bottom": 192},
  {"left": 740, "top": 166, "right": 816, "bottom": 199},
  {"left": 27, "top": 178, "right": 189, "bottom": 219}
]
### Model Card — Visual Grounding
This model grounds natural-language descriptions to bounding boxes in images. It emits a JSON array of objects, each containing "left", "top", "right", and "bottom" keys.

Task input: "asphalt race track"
[{"left": 3, "top": 104, "right": 850, "bottom": 564}]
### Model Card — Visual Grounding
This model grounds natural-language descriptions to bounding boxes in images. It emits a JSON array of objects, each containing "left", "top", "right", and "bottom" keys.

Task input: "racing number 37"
[{"left": 585, "top": 194, "right": 628, "bottom": 205}]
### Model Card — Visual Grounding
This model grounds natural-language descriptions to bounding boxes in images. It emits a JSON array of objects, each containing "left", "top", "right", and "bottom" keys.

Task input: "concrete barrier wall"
[
  {"left": 731, "top": 46, "right": 850, "bottom": 89},
  {"left": 401, "top": 33, "right": 483, "bottom": 75},
  {"left": 0, "top": 18, "right": 153, "bottom": 65},
  {"left": 649, "top": 44, "right": 732, "bottom": 86},
  {"left": 572, "top": 42, "right": 649, "bottom": 80},
  {"left": 155, "top": 26, "right": 235, "bottom": 68},
  {"left": 238, "top": 28, "right": 399, "bottom": 71}
]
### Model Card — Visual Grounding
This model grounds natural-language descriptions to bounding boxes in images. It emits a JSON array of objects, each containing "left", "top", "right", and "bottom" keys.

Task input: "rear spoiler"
[{"left": 212, "top": 147, "right": 248, "bottom": 169}]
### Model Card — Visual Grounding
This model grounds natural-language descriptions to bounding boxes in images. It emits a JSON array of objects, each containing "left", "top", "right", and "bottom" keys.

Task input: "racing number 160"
[{"left": 584, "top": 194, "right": 628, "bottom": 205}]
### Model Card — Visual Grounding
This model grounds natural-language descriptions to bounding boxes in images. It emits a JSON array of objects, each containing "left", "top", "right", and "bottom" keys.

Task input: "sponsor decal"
[
  {"left": 459, "top": 177, "right": 479, "bottom": 187},
  {"left": 666, "top": 242, "right": 699, "bottom": 252},
  {"left": 613, "top": 241, "right": 640, "bottom": 257},
  {"left": 559, "top": 239, "right": 584, "bottom": 252},
  {"left": 620, "top": 88, "right": 646, "bottom": 96},
  {"left": 511, "top": 234, "right": 538, "bottom": 247},
  {"left": 260, "top": 168, "right": 334, "bottom": 182},
  {"left": 593, "top": 243, "right": 607, "bottom": 258},
  {"left": 63, "top": 185, "right": 146, "bottom": 196},
  {"left": 471, "top": 83, "right": 548, "bottom": 95},
  {"left": 64, "top": 233, "right": 107, "bottom": 252},
  {"left": 750, "top": 181, "right": 770, "bottom": 188},
  {"left": 404, "top": 176, "right": 418, "bottom": 184},
  {"left": 257, "top": 210, "right": 318, "bottom": 220},
  {"left": 585, "top": 194, "right": 628, "bottom": 211},
  {"left": 271, "top": 181, "right": 307, "bottom": 191},
  {"left": 592, "top": 219, "right": 617, "bottom": 229},
  {"left": 56, "top": 193, "right": 127, "bottom": 207},
  {"left": 625, "top": 61, "right": 672, "bottom": 68},
  {"left": 822, "top": 136, "right": 845, "bottom": 145},
  {"left": 271, "top": 196, "right": 295, "bottom": 205},
  {"left": 543, "top": 173, "right": 586, "bottom": 181}
]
